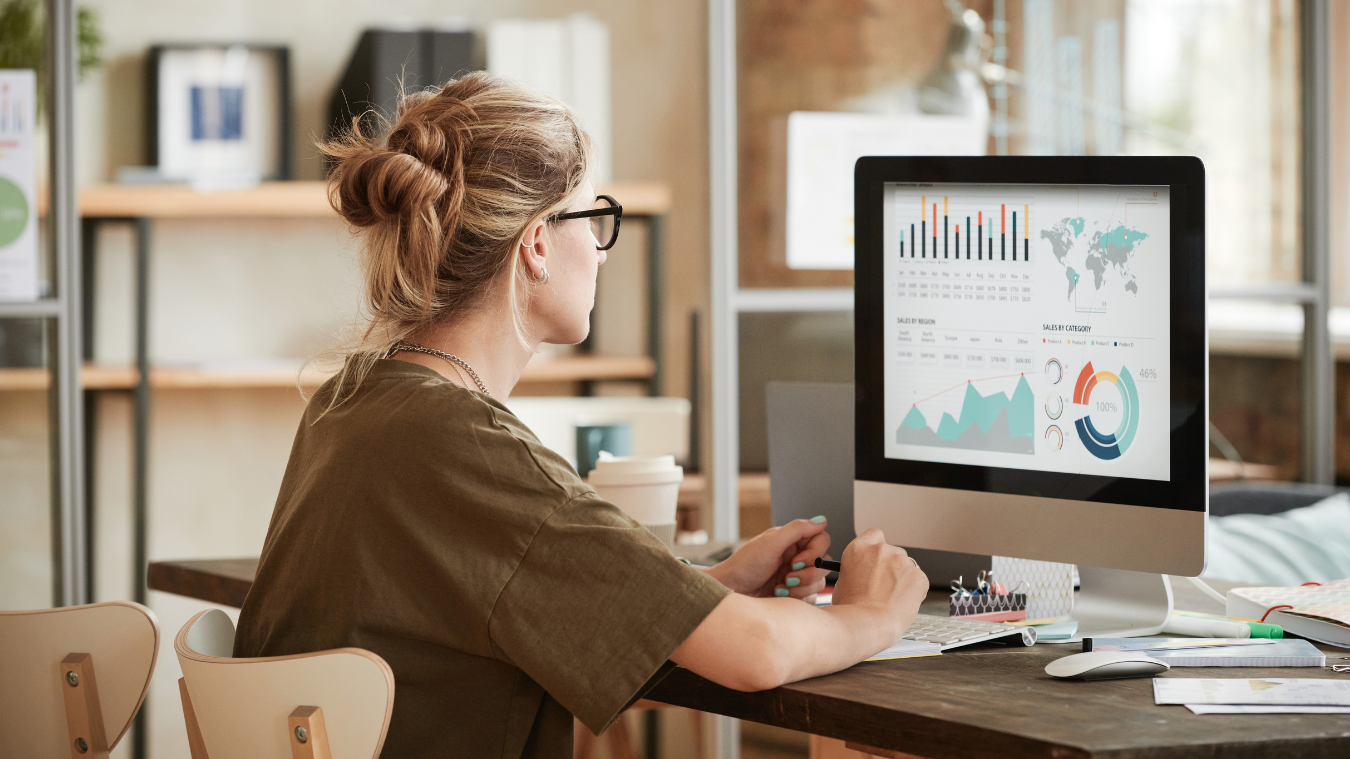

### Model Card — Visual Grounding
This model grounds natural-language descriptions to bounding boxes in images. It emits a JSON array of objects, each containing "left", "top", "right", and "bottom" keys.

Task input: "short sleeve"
[{"left": 488, "top": 494, "right": 731, "bottom": 733}]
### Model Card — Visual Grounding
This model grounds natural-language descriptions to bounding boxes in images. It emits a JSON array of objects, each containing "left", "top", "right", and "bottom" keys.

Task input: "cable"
[
  {"left": 1208, "top": 421, "right": 1246, "bottom": 478},
  {"left": 1187, "top": 575, "right": 1229, "bottom": 605}
]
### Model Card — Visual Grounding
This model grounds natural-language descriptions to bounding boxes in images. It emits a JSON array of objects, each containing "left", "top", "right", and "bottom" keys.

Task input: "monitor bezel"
[{"left": 854, "top": 156, "right": 1206, "bottom": 513}]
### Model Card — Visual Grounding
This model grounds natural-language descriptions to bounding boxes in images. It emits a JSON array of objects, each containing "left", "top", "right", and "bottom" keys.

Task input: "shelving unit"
[
  {"left": 0, "top": 355, "right": 656, "bottom": 391},
  {"left": 76, "top": 179, "right": 670, "bottom": 392},
  {"left": 79, "top": 179, "right": 673, "bottom": 218}
]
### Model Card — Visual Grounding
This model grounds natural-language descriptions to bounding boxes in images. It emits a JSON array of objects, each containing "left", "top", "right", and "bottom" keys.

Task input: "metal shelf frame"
[{"left": 42, "top": 0, "right": 87, "bottom": 610}]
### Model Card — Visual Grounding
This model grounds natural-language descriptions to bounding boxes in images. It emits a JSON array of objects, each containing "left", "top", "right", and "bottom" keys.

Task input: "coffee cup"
[{"left": 587, "top": 452, "right": 683, "bottom": 549}]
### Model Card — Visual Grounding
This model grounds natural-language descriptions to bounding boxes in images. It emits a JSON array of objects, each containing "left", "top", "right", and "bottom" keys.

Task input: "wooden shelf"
[
  {"left": 0, "top": 355, "right": 655, "bottom": 391},
  {"left": 79, "top": 180, "right": 671, "bottom": 219}
]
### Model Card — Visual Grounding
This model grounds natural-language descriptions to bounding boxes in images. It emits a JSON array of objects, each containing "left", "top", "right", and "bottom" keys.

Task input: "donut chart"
[{"left": 1072, "top": 362, "right": 1140, "bottom": 460}]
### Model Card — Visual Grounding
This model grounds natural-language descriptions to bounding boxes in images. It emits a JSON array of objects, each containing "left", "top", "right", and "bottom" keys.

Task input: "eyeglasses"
[{"left": 549, "top": 194, "right": 622, "bottom": 250}]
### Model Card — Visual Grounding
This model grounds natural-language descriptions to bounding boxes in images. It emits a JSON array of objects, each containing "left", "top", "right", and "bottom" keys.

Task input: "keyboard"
[{"left": 900, "top": 614, "right": 1038, "bottom": 650}]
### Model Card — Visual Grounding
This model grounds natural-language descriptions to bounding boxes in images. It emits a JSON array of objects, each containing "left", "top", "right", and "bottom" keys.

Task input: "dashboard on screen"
[{"left": 882, "top": 182, "right": 1171, "bottom": 482}]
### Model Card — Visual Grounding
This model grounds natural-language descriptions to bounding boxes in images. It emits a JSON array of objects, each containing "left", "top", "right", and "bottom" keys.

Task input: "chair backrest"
[
  {"left": 0, "top": 601, "right": 160, "bottom": 757},
  {"left": 175, "top": 609, "right": 395, "bottom": 759}
]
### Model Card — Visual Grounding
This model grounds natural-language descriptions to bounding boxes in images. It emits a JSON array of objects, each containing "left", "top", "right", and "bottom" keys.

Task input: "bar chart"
[{"left": 899, "top": 195, "right": 1034, "bottom": 263}]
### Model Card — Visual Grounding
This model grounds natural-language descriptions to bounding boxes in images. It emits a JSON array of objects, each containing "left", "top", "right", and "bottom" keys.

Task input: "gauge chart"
[{"left": 1044, "top": 358, "right": 1063, "bottom": 384}]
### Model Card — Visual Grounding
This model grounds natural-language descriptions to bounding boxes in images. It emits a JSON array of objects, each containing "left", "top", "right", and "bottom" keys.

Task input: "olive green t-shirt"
[{"left": 233, "top": 360, "right": 730, "bottom": 758}]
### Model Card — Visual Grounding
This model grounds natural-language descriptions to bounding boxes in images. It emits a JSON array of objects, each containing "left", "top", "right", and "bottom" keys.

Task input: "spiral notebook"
[{"left": 1092, "top": 637, "right": 1325, "bottom": 667}]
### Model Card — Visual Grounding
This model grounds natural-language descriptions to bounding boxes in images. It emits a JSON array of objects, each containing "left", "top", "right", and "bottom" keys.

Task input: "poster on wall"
[
  {"left": 0, "top": 70, "right": 37, "bottom": 302},
  {"left": 786, "top": 111, "right": 988, "bottom": 270}
]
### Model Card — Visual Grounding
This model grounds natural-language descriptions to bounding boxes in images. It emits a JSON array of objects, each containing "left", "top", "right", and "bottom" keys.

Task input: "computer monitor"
[{"left": 853, "top": 157, "right": 1207, "bottom": 638}]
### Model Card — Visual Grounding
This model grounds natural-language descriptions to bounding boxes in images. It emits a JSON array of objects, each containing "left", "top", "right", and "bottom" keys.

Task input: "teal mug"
[{"left": 575, "top": 423, "right": 633, "bottom": 478}]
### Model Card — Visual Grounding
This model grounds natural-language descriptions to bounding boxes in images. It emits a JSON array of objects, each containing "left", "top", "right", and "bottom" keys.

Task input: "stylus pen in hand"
[{"left": 814, "top": 558, "right": 842, "bottom": 572}]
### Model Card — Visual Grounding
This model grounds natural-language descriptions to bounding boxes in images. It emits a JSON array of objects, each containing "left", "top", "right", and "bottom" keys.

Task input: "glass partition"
[{"left": 737, "top": 0, "right": 1301, "bottom": 288}]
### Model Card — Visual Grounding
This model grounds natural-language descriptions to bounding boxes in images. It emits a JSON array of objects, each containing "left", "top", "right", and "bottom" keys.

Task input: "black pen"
[{"left": 814, "top": 557, "right": 842, "bottom": 572}]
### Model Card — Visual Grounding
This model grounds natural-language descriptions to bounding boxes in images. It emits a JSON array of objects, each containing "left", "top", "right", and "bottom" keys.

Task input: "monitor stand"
[{"left": 1057, "top": 566, "right": 1173, "bottom": 644}]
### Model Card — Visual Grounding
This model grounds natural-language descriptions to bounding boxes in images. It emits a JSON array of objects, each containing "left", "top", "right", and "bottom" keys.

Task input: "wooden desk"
[{"left": 146, "top": 564, "right": 1350, "bottom": 758}]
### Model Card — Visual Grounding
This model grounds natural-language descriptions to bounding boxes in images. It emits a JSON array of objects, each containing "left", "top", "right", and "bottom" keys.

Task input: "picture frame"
[{"left": 146, "top": 44, "right": 292, "bottom": 182}]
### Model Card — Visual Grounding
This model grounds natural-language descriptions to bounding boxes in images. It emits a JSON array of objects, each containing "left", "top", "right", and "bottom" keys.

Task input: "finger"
[
  {"left": 774, "top": 576, "right": 827, "bottom": 600},
  {"left": 783, "top": 566, "right": 830, "bottom": 587},
  {"left": 792, "top": 573, "right": 829, "bottom": 598},
  {"left": 776, "top": 517, "right": 828, "bottom": 552},
  {"left": 791, "top": 530, "right": 831, "bottom": 567}
]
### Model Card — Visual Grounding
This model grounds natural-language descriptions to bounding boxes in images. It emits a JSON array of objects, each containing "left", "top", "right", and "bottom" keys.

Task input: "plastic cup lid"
[{"left": 588, "top": 453, "right": 683, "bottom": 485}]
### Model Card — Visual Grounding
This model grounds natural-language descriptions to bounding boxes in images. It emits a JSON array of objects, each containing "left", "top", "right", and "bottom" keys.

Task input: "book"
[
  {"left": 1228, "top": 579, "right": 1350, "bottom": 648},
  {"left": 1089, "top": 638, "right": 1276, "bottom": 653},
  {"left": 1093, "top": 637, "right": 1324, "bottom": 667}
]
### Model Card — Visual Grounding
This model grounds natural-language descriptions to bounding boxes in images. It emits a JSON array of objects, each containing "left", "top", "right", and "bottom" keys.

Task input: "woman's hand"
[
  {"left": 705, "top": 517, "right": 832, "bottom": 601},
  {"left": 830, "top": 528, "right": 929, "bottom": 639}
]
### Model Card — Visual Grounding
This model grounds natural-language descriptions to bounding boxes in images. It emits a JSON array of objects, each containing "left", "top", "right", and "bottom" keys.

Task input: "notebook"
[
  {"left": 866, "top": 639, "right": 942, "bottom": 662},
  {"left": 1154, "top": 678, "right": 1350, "bottom": 706},
  {"left": 1092, "top": 637, "right": 1324, "bottom": 667},
  {"left": 1228, "top": 579, "right": 1350, "bottom": 648}
]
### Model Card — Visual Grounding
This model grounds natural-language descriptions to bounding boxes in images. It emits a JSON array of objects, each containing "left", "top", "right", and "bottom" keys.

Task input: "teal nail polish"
[
  {"left": 810, "top": 515, "right": 826, "bottom": 524},
  {"left": 786, "top": 577, "right": 801, "bottom": 587},
  {"left": 791, "top": 561, "right": 806, "bottom": 571},
  {"left": 774, "top": 587, "right": 790, "bottom": 597}
]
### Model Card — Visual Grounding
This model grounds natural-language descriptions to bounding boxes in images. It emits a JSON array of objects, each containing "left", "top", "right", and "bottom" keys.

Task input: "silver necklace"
[{"left": 389, "top": 342, "right": 491, "bottom": 396}]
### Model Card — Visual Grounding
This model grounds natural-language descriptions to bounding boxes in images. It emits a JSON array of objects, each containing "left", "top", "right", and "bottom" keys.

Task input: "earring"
[
  {"left": 532, "top": 268, "right": 550, "bottom": 285},
  {"left": 521, "top": 241, "right": 536, "bottom": 248}
]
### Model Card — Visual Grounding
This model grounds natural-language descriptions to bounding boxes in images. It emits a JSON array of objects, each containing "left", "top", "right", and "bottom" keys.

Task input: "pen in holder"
[{"left": 949, "top": 572, "right": 1028, "bottom": 622}]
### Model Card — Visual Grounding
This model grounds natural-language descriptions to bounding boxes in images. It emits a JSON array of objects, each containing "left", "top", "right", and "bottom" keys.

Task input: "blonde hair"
[{"left": 314, "top": 71, "right": 595, "bottom": 409}]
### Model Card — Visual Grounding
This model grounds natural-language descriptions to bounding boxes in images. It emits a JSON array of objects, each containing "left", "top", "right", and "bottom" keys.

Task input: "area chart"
[{"left": 896, "top": 374, "right": 1035, "bottom": 454}]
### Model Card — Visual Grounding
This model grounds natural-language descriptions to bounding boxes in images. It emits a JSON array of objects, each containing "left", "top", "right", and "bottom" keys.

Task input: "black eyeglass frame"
[{"left": 548, "top": 194, "right": 623, "bottom": 250}]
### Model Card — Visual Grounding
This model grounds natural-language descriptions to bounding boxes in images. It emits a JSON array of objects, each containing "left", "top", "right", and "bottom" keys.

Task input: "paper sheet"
[
  {"left": 1153, "top": 678, "right": 1350, "bottom": 706},
  {"left": 1186, "top": 704, "right": 1350, "bottom": 714},
  {"left": 785, "top": 111, "right": 987, "bottom": 270}
]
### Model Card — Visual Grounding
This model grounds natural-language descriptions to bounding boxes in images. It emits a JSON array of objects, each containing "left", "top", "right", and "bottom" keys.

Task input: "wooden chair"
[
  {"left": 175, "top": 609, "right": 395, "bottom": 759},
  {"left": 0, "top": 601, "right": 160, "bottom": 758}
]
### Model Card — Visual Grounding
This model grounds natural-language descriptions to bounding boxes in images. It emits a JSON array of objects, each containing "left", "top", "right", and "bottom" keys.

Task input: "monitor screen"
[
  {"left": 853, "top": 157, "right": 1205, "bottom": 573},
  {"left": 882, "top": 183, "right": 1170, "bottom": 482}
]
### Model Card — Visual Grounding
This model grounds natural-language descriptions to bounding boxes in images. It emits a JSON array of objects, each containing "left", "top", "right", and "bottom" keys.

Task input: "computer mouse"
[{"left": 1044, "top": 650, "right": 1171, "bottom": 681}]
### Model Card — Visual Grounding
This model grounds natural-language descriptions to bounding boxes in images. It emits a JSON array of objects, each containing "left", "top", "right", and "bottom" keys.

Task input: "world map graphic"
[{"left": 1040, "top": 217, "right": 1149, "bottom": 301}]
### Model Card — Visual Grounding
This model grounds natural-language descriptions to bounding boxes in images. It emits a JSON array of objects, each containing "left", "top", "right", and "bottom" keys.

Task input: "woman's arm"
[{"left": 671, "top": 528, "right": 928, "bottom": 692}]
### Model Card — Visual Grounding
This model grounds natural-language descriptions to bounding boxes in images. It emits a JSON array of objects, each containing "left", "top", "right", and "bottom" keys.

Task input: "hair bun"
[{"left": 331, "top": 144, "right": 451, "bottom": 228}]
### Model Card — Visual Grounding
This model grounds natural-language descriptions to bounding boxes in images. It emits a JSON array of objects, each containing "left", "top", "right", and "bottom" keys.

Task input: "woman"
[{"left": 233, "top": 72, "right": 928, "bottom": 758}]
